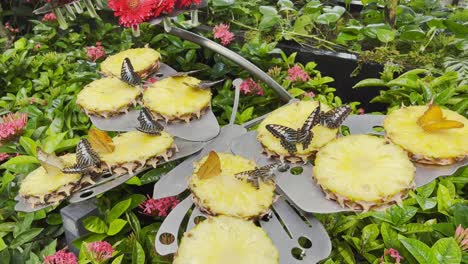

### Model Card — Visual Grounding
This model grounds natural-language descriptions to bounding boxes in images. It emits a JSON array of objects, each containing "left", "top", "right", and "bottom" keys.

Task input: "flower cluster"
[
  {"left": 0, "top": 113, "right": 28, "bottom": 143},
  {"left": 86, "top": 241, "right": 114, "bottom": 262},
  {"left": 213, "top": 24, "right": 235, "bottom": 46},
  {"left": 42, "top": 13, "right": 57, "bottom": 22},
  {"left": 455, "top": 224, "right": 468, "bottom": 251},
  {"left": 379, "top": 248, "right": 403, "bottom": 264},
  {"left": 139, "top": 195, "right": 179, "bottom": 217},
  {"left": 43, "top": 249, "right": 78, "bottom": 264},
  {"left": 287, "top": 64, "right": 310, "bottom": 82},
  {"left": 86, "top": 42, "right": 106, "bottom": 62},
  {"left": 108, "top": 0, "right": 202, "bottom": 28},
  {"left": 239, "top": 78, "right": 264, "bottom": 96},
  {"left": 0, "top": 153, "right": 9, "bottom": 162},
  {"left": 5, "top": 22, "right": 19, "bottom": 33}
]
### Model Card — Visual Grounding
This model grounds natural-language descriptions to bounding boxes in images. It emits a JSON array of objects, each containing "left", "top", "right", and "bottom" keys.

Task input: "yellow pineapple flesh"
[
  {"left": 313, "top": 135, "right": 415, "bottom": 211},
  {"left": 257, "top": 101, "right": 339, "bottom": 163},
  {"left": 76, "top": 77, "right": 141, "bottom": 118},
  {"left": 384, "top": 106, "right": 468, "bottom": 165},
  {"left": 189, "top": 153, "right": 275, "bottom": 219},
  {"left": 142, "top": 76, "right": 212, "bottom": 122},
  {"left": 100, "top": 48, "right": 161, "bottom": 78},
  {"left": 99, "top": 131, "right": 175, "bottom": 175},
  {"left": 174, "top": 216, "right": 279, "bottom": 264}
]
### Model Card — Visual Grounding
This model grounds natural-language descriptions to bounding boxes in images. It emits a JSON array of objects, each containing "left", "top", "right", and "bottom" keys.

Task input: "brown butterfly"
[
  {"left": 196, "top": 151, "right": 221, "bottom": 179},
  {"left": 36, "top": 147, "right": 64, "bottom": 177},
  {"left": 417, "top": 104, "right": 464, "bottom": 132},
  {"left": 88, "top": 128, "right": 115, "bottom": 153}
]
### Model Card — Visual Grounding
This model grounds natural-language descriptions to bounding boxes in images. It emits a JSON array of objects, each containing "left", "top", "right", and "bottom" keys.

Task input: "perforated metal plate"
[
  {"left": 14, "top": 195, "right": 53, "bottom": 213},
  {"left": 230, "top": 114, "right": 468, "bottom": 213}
]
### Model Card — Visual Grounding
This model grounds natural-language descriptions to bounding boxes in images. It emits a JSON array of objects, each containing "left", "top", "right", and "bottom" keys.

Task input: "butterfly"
[
  {"left": 136, "top": 108, "right": 164, "bottom": 135},
  {"left": 121, "top": 57, "right": 141, "bottom": 86},
  {"left": 36, "top": 147, "right": 65, "bottom": 177},
  {"left": 316, "top": 103, "right": 352, "bottom": 129},
  {"left": 88, "top": 128, "right": 115, "bottom": 153},
  {"left": 235, "top": 163, "right": 279, "bottom": 189},
  {"left": 62, "top": 139, "right": 101, "bottom": 174},
  {"left": 183, "top": 79, "right": 224, "bottom": 90},
  {"left": 417, "top": 104, "right": 464, "bottom": 132},
  {"left": 196, "top": 151, "right": 221, "bottom": 179}
]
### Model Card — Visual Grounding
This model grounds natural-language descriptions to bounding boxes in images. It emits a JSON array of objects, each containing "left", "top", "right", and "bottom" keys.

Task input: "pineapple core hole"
[
  {"left": 290, "top": 167, "right": 303, "bottom": 175},
  {"left": 372, "top": 126, "right": 385, "bottom": 132},
  {"left": 194, "top": 216, "right": 206, "bottom": 225},
  {"left": 291, "top": 247, "right": 306, "bottom": 260},
  {"left": 80, "top": 191, "right": 94, "bottom": 198},
  {"left": 298, "top": 236, "right": 312, "bottom": 249},
  {"left": 159, "top": 233, "right": 175, "bottom": 245}
]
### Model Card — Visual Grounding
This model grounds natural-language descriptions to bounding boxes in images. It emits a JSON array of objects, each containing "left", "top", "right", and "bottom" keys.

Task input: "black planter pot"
[{"left": 278, "top": 41, "right": 387, "bottom": 112}]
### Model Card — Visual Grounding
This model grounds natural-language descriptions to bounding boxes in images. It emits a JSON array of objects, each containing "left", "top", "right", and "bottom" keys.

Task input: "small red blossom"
[
  {"left": 147, "top": 77, "right": 157, "bottom": 83},
  {"left": 43, "top": 249, "right": 78, "bottom": 264},
  {"left": 0, "top": 153, "right": 9, "bottom": 162},
  {"left": 380, "top": 248, "right": 403, "bottom": 264},
  {"left": 86, "top": 241, "right": 114, "bottom": 262},
  {"left": 5, "top": 22, "right": 19, "bottom": 33},
  {"left": 0, "top": 113, "right": 28, "bottom": 143},
  {"left": 42, "top": 13, "right": 57, "bottom": 22},
  {"left": 304, "top": 91, "right": 315, "bottom": 98},
  {"left": 213, "top": 24, "right": 235, "bottom": 46},
  {"left": 86, "top": 42, "right": 106, "bottom": 62},
  {"left": 139, "top": 195, "right": 179, "bottom": 217},
  {"left": 455, "top": 224, "right": 468, "bottom": 251},
  {"left": 239, "top": 78, "right": 264, "bottom": 96},
  {"left": 287, "top": 65, "right": 310, "bottom": 82},
  {"left": 177, "top": 0, "right": 201, "bottom": 8},
  {"left": 108, "top": 0, "right": 159, "bottom": 28},
  {"left": 358, "top": 108, "right": 365, "bottom": 115}
]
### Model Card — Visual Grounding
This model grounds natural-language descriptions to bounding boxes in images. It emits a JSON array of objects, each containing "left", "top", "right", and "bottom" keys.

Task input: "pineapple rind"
[
  {"left": 174, "top": 216, "right": 279, "bottom": 264},
  {"left": 189, "top": 153, "right": 275, "bottom": 219},
  {"left": 384, "top": 106, "right": 468, "bottom": 164},
  {"left": 100, "top": 48, "right": 161, "bottom": 78},
  {"left": 314, "top": 135, "right": 415, "bottom": 211},
  {"left": 77, "top": 77, "right": 141, "bottom": 116},
  {"left": 257, "top": 101, "right": 339, "bottom": 163},
  {"left": 142, "top": 76, "right": 212, "bottom": 122}
]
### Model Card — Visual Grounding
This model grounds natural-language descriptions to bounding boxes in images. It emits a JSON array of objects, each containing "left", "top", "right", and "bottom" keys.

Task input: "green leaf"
[
  {"left": 361, "top": 224, "right": 379, "bottom": 244},
  {"left": 132, "top": 241, "right": 145, "bottom": 264},
  {"left": 40, "top": 239, "right": 57, "bottom": 259},
  {"left": 416, "top": 181, "right": 436, "bottom": 198},
  {"left": 316, "top": 13, "right": 341, "bottom": 24},
  {"left": 437, "top": 185, "right": 453, "bottom": 215},
  {"left": 107, "top": 219, "right": 127, "bottom": 236},
  {"left": 0, "top": 155, "right": 38, "bottom": 173},
  {"left": 125, "top": 176, "right": 142, "bottom": 186},
  {"left": 431, "top": 238, "right": 461, "bottom": 264},
  {"left": 381, "top": 223, "right": 400, "bottom": 249},
  {"left": 41, "top": 132, "right": 66, "bottom": 153},
  {"left": 108, "top": 198, "right": 132, "bottom": 223},
  {"left": 19, "top": 137, "right": 38, "bottom": 157},
  {"left": 83, "top": 216, "right": 108, "bottom": 234},
  {"left": 211, "top": 0, "right": 234, "bottom": 7},
  {"left": 72, "top": 233, "right": 107, "bottom": 249},
  {"left": 111, "top": 255, "right": 124, "bottom": 264},
  {"left": 387, "top": 78, "right": 418, "bottom": 89},
  {"left": 376, "top": 28, "right": 396, "bottom": 43},
  {"left": 0, "top": 238, "right": 6, "bottom": 252},
  {"left": 452, "top": 204, "right": 468, "bottom": 227},
  {"left": 126, "top": 212, "right": 141, "bottom": 241},
  {"left": 353, "top": 78, "right": 387, "bottom": 88},
  {"left": 400, "top": 237, "right": 437, "bottom": 264},
  {"left": 9, "top": 228, "right": 43, "bottom": 249},
  {"left": 46, "top": 214, "right": 63, "bottom": 225},
  {"left": 403, "top": 223, "right": 433, "bottom": 234},
  {"left": 0, "top": 222, "right": 16, "bottom": 232},
  {"left": 337, "top": 241, "right": 355, "bottom": 264}
]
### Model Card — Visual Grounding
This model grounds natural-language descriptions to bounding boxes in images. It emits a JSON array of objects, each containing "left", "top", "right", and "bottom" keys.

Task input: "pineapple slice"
[
  {"left": 99, "top": 131, "right": 175, "bottom": 175},
  {"left": 142, "top": 76, "right": 212, "bottom": 122},
  {"left": 189, "top": 153, "right": 275, "bottom": 219},
  {"left": 19, "top": 154, "right": 94, "bottom": 206},
  {"left": 174, "top": 216, "right": 279, "bottom": 264},
  {"left": 257, "top": 101, "right": 338, "bottom": 163},
  {"left": 314, "top": 135, "right": 415, "bottom": 211},
  {"left": 100, "top": 48, "right": 161, "bottom": 78},
  {"left": 76, "top": 77, "right": 141, "bottom": 118},
  {"left": 384, "top": 106, "right": 467, "bottom": 165}
]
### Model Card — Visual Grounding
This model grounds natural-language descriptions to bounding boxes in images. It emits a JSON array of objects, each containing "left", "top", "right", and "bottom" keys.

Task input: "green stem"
[
  {"left": 285, "top": 31, "right": 342, "bottom": 49},
  {"left": 229, "top": 20, "right": 258, "bottom": 31},
  {"left": 420, "top": 27, "right": 437, "bottom": 52}
]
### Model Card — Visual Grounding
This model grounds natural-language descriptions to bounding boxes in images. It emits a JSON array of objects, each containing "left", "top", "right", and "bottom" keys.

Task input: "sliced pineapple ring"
[
  {"left": 189, "top": 153, "right": 275, "bottom": 219},
  {"left": 314, "top": 135, "right": 415, "bottom": 211},
  {"left": 384, "top": 106, "right": 468, "bottom": 165},
  {"left": 99, "top": 131, "right": 175, "bottom": 175},
  {"left": 19, "top": 154, "right": 93, "bottom": 206},
  {"left": 257, "top": 101, "right": 338, "bottom": 163},
  {"left": 77, "top": 77, "right": 141, "bottom": 118},
  {"left": 100, "top": 48, "right": 161, "bottom": 78},
  {"left": 142, "top": 76, "right": 212, "bottom": 122},
  {"left": 174, "top": 216, "right": 279, "bottom": 264}
]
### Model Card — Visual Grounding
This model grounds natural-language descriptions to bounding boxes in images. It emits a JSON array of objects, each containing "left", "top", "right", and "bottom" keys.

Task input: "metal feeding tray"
[
  {"left": 230, "top": 114, "right": 468, "bottom": 214},
  {"left": 89, "top": 63, "right": 221, "bottom": 142}
]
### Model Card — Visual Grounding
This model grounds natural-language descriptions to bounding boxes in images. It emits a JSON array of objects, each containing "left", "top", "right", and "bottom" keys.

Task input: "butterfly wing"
[
  {"left": 62, "top": 139, "right": 100, "bottom": 174},
  {"left": 301, "top": 104, "right": 321, "bottom": 132},
  {"left": 36, "top": 147, "right": 64, "bottom": 176},
  {"left": 136, "top": 108, "right": 164, "bottom": 135},
  {"left": 89, "top": 128, "right": 114, "bottom": 153},
  {"left": 183, "top": 79, "right": 224, "bottom": 90},
  {"left": 235, "top": 163, "right": 278, "bottom": 189},
  {"left": 266, "top": 124, "right": 298, "bottom": 153},
  {"left": 319, "top": 105, "right": 351, "bottom": 129},
  {"left": 121, "top": 58, "right": 141, "bottom": 86},
  {"left": 197, "top": 151, "right": 221, "bottom": 179}
]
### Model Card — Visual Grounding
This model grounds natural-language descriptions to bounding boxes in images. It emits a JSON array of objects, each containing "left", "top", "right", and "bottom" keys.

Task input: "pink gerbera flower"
[
  {"left": 86, "top": 241, "right": 114, "bottom": 262},
  {"left": 153, "top": 0, "right": 176, "bottom": 17},
  {"left": 213, "top": 24, "right": 235, "bottom": 46},
  {"left": 177, "top": 0, "right": 201, "bottom": 8},
  {"left": 43, "top": 249, "right": 77, "bottom": 264},
  {"left": 139, "top": 195, "right": 179, "bottom": 217},
  {"left": 0, "top": 113, "right": 28, "bottom": 143},
  {"left": 287, "top": 64, "right": 310, "bottom": 82},
  {"left": 239, "top": 78, "right": 264, "bottom": 96},
  {"left": 108, "top": 0, "right": 159, "bottom": 28},
  {"left": 42, "top": 13, "right": 57, "bottom": 21},
  {"left": 86, "top": 42, "right": 106, "bottom": 62}
]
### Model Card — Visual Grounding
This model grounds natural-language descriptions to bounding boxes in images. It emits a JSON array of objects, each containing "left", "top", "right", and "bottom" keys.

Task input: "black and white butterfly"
[
  {"left": 316, "top": 104, "right": 351, "bottom": 129},
  {"left": 121, "top": 58, "right": 141, "bottom": 86},
  {"left": 136, "top": 108, "right": 164, "bottom": 135},
  {"left": 235, "top": 163, "right": 280, "bottom": 189},
  {"left": 266, "top": 106, "right": 321, "bottom": 154},
  {"left": 183, "top": 79, "right": 224, "bottom": 90},
  {"left": 62, "top": 139, "right": 101, "bottom": 174}
]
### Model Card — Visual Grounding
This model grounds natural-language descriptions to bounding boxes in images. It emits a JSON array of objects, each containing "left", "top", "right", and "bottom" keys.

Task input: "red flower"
[
  {"left": 304, "top": 91, "right": 315, "bottom": 98},
  {"left": 43, "top": 249, "right": 77, "bottom": 264},
  {"left": 86, "top": 42, "right": 106, "bottom": 62},
  {"left": 42, "top": 13, "right": 57, "bottom": 21},
  {"left": 0, "top": 113, "right": 28, "bottom": 143},
  {"left": 239, "top": 78, "right": 264, "bottom": 96},
  {"left": 108, "top": 0, "right": 159, "bottom": 28},
  {"left": 86, "top": 241, "right": 114, "bottom": 262},
  {"left": 213, "top": 24, "right": 234, "bottom": 46},
  {"left": 153, "top": 0, "right": 176, "bottom": 17},
  {"left": 380, "top": 248, "right": 403, "bottom": 264},
  {"left": 455, "top": 224, "right": 468, "bottom": 251},
  {"left": 287, "top": 64, "right": 310, "bottom": 82},
  {"left": 0, "top": 153, "right": 9, "bottom": 162},
  {"left": 139, "top": 194, "right": 179, "bottom": 217},
  {"left": 177, "top": 0, "right": 201, "bottom": 8},
  {"left": 5, "top": 22, "right": 19, "bottom": 33}
]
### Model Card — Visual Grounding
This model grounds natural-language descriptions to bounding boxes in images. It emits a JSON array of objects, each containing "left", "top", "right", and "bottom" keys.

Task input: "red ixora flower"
[
  {"left": 304, "top": 91, "right": 315, "bottom": 98},
  {"left": 213, "top": 24, "right": 235, "bottom": 46},
  {"left": 5, "top": 22, "right": 19, "bottom": 33},
  {"left": 108, "top": 0, "right": 159, "bottom": 28},
  {"left": 380, "top": 248, "right": 403, "bottom": 264},
  {"left": 455, "top": 224, "right": 468, "bottom": 251},
  {"left": 86, "top": 42, "right": 106, "bottom": 62},
  {"left": 239, "top": 78, "right": 264, "bottom": 96},
  {"left": 0, "top": 112, "right": 28, "bottom": 143},
  {"left": 43, "top": 249, "right": 78, "bottom": 264},
  {"left": 177, "top": 0, "right": 201, "bottom": 8},
  {"left": 86, "top": 241, "right": 114, "bottom": 262},
  {"left": 42, "top": 13, "right": 57, "bottom": 22},
  {"left": 0, "top": 153, "right": 9, "bottom": 162},
  {"left": 139, "top": 195, "right": 179, "bottom": 217},
  {"left": 287, "top": 64, "right": 310, "bottom": 82}
]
